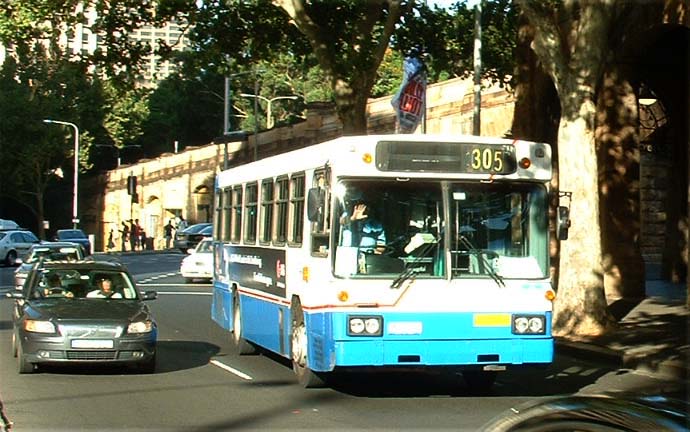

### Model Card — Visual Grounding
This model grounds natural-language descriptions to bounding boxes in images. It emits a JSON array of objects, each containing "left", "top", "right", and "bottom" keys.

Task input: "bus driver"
[{"left": 340, "top": 201, "right": 386, "bottom": 254}]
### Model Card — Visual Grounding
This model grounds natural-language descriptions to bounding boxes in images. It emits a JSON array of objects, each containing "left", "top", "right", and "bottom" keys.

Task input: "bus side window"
[{"left": 308, "top": 170, "right": 330, "bottom": 256}]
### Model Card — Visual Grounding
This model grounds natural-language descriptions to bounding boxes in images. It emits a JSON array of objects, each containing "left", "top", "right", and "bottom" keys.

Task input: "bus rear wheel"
[
  {"left": 290, "top": 304, "right": 325, "bottom": 388},
  {"left": 232, "top": 295, "right": 257, "bottom": 355}
]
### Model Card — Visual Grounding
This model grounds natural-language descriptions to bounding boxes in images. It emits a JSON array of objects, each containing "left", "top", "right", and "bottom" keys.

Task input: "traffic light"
[
  {"left": 127, "top": 175, "right": 137, "bottom": 195},
  {"left": 131, "top": 192, "right": 139, "bottom": 204}
]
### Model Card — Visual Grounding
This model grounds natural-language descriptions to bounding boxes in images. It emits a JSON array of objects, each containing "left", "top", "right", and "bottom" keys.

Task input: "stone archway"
[
  {"left": 192, "top": 185, "right": 212, "bottom": 223},
  {"left": 633, "top": 26, "right": 689, "bottom": 284}
]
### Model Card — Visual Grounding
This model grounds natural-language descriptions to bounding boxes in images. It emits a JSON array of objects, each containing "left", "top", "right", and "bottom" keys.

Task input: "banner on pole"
[{"left": 391, "top": 56, "right": 427, "bottom": 134}]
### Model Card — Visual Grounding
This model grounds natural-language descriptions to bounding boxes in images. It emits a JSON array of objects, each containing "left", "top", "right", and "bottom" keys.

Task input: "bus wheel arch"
[
  {"left": 290, "top": 297, "right": 325, "bottom": 388},
  {"left": 232, "top": 288, "right": 257, "bottom": 355}
]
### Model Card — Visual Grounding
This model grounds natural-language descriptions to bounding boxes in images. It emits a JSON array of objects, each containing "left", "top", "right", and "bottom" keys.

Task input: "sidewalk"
[{"left": 556, "top": 280, "right": 689, "bottom": 381}]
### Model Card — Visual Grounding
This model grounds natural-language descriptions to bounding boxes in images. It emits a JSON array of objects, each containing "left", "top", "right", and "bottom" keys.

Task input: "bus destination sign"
[{"left": 376, "top": 140, "right": 517, "bottom": 174}]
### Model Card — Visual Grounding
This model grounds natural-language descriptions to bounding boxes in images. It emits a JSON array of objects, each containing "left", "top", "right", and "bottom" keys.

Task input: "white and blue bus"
[{"left": 211, "top": 134, "right": 563, "bottom": 389}]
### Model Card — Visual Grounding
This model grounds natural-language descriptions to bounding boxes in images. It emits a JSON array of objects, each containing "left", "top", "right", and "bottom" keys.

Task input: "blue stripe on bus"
[{"left": 213, "top": 286, "right": 554, "bottom": 372}]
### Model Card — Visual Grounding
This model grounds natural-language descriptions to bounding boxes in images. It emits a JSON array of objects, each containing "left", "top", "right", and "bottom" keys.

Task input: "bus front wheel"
[
  {"left": 290, "top": 304, "right": 325, "bottom": 388},
  {"left": 232, "top": 295, "right": 257, "bottom": 355}
]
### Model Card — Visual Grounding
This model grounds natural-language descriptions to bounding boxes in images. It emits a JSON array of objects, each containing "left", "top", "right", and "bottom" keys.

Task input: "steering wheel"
[{"left": 46, "top": 287, "right": 70, "bottom": 297}]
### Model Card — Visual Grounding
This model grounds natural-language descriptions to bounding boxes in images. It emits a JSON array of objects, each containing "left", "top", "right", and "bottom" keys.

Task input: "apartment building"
[{"left": 1, "top": 3, "right": 190, "bottom": 87}]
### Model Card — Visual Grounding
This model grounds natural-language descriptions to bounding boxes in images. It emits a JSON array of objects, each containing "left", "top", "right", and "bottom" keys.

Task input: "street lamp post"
[
  {"left": 43, "top": 119, "right": 80, "bottom": 228},
  {"left": 239, "top": 94, "right": 300, "bottom": 129}
]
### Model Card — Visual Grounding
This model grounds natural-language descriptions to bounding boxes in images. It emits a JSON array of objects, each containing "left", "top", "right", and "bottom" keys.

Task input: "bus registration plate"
[{"left": 388, "top": 321, "right": 423, "bottom": 335}]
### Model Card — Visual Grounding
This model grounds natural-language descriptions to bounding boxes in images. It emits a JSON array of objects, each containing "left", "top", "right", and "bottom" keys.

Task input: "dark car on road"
[
  {"left": 54, "top": 229, "right": 91, "bottom": 255},
  {"left": 173, "top": 222, "right": 212, "bottom": 253},
  {"left": 14, "top": 242, "right": 86, "bottom": 290},
  {"left": 7, "top": 260, "right": 158, "bottom": 374},
  {"left": 480, "top": 393, "right": 689, "bottom": 432}
]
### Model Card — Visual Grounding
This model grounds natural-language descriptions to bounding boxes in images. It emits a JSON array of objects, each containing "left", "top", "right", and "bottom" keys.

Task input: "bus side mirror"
[
  {"left": 307, "top": 188, "right": 325, "bottom": 223},
  {"left": 556, "top": 206, "right": 570, "bottom": 240}
]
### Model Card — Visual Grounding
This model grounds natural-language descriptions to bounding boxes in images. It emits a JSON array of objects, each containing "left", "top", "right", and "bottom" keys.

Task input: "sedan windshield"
[
  {"left": 27, "top": 247, "right": 81, "bottom": 263},
  {"left": 30, "top": 269, "right": 138, "bottom": 300}
]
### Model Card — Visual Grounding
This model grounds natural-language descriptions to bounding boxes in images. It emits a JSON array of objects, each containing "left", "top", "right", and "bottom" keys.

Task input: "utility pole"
[{"left": 472, "top": 0, "right": 482, "bottom": 136}]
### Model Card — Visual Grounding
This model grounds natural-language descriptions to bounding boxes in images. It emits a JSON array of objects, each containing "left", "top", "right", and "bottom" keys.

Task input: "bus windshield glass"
[
  {"left": 333, "top": 180, "right": 548, "bottom": 280},
  {"left": 449, "top": 183, "right": 548, "bottom": 280}
]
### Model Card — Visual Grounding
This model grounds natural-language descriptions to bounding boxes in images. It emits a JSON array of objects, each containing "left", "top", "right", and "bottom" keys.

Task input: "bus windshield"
[{"left": 333, "top": 180, "right": 548, "bottom": 280}]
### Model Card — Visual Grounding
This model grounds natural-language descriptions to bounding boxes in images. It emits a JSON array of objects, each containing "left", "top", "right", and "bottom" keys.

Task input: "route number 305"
[{"left": 471, "top": 148, "right": 504, "bottom": 172}]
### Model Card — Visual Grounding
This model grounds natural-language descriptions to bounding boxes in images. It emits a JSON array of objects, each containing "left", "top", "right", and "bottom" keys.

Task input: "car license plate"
[{"left": 71, "top": 339, "right": 114, "bottom": 349}]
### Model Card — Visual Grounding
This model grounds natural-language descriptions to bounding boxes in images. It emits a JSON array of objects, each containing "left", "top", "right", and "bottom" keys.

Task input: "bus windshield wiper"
[
  {"left": 390, "top": 236, "right": 438, "bottom": 289},
  {"left": 458, "top": 236, "right": 505, "bottom": 288}
]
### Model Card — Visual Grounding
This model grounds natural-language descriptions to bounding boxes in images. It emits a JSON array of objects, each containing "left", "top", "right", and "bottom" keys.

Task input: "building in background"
[{"left": 0, "top": 3, "right": 190, "bottom": 88}]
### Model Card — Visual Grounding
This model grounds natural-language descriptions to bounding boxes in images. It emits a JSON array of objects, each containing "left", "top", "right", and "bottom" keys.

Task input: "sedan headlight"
[
  {"left": 127, "top": 320, "right": 154, "bottom": 334},
  {"left": 512, "top": 315, "right": 546, "bottom": 335},
  {"left": 347, "top": 315, "right": 383, "bottom": 336},
  {"left": 24, "top": 319, "right": 56, "bottom": 334}
]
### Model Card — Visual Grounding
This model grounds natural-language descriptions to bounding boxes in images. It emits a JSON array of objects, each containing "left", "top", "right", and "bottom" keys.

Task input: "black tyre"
[
  {"left": 17, "top": 342, "right": 34, "bottom": 374},
  {"left": 136, "top": 352, "right": 157, "bottom": 374},
  {"left": 5, "top": 250, "right": 17, "bottom": 266},
  {"left": 232, "top": 295, "right": 257, "bottom": 355},
  {"left": 290, "top": 301, "right": 325, "bottom": 388},
  {"left": 11, "top": 332, "right": 17, "bottom": 358}
]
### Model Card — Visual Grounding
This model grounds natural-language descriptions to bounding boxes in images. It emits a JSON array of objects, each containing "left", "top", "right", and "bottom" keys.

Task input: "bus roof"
[{"left": 216, "top": 134, "right": 552, "bottom": 188}]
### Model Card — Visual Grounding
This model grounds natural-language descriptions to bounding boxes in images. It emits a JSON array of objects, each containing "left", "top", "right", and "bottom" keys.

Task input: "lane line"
[{"left": 210, "top": 360, "right": 253, "bottom": 380}]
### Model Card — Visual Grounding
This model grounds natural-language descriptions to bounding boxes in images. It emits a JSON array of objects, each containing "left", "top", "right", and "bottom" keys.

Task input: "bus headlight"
[
  {"left": 347, "top": 315, "right": 383, "bottom": 336},
  {"left": 512, "top": 315, "right": 546, "bottom": 335}
]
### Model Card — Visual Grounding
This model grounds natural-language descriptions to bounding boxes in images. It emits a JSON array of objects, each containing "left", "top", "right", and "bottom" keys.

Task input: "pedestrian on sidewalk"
[
  {"left": 164, "top": 219, "right": 175, "bottom": 249},
  {"left": 107, "top": 229, "right": 115, "bottom": 251},
  {"left": 130, "top": 219, "right": 139, "bottom": 251},
  {"left": 120, "top": 221, "right": 129, "bottom": 252}
]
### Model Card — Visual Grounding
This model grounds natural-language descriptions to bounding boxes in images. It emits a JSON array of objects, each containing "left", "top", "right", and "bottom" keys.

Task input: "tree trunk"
[
  {"left": 553, "top": 106, "right": 616, "bottom": 337},
  {"left": 333, "top": 80, "right": 370, "bottom": 135},
  {"left": 596, "top": 68, "right": 645, "bottom": 304}
]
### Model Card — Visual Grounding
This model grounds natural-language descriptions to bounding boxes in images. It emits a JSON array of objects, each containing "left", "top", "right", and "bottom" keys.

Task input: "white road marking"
[{"left": 210, "top": 360, "right": 253, "bottom": 380}]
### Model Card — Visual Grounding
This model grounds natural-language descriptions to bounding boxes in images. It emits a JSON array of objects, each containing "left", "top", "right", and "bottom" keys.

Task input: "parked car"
[
  {"left": 480, "top": 393, "right": 689, "bottom": 432},
  {"left": 14, "top": 242, "right": 86, "bottom": 290},
  {"left": 174, "top": 222, "right": 212, "bottom": 253},
  {"left": 54, "top": 229, "right": 91, "bottom": 255},
  {"left": 7, "top": 260, "right": 158, "bottom": 374},
  {"left": 180, "top": 237, "right": 213, "bottom": 283},
  {"left": 0, "top": 229, "right": 40, "bottom": 266}
]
